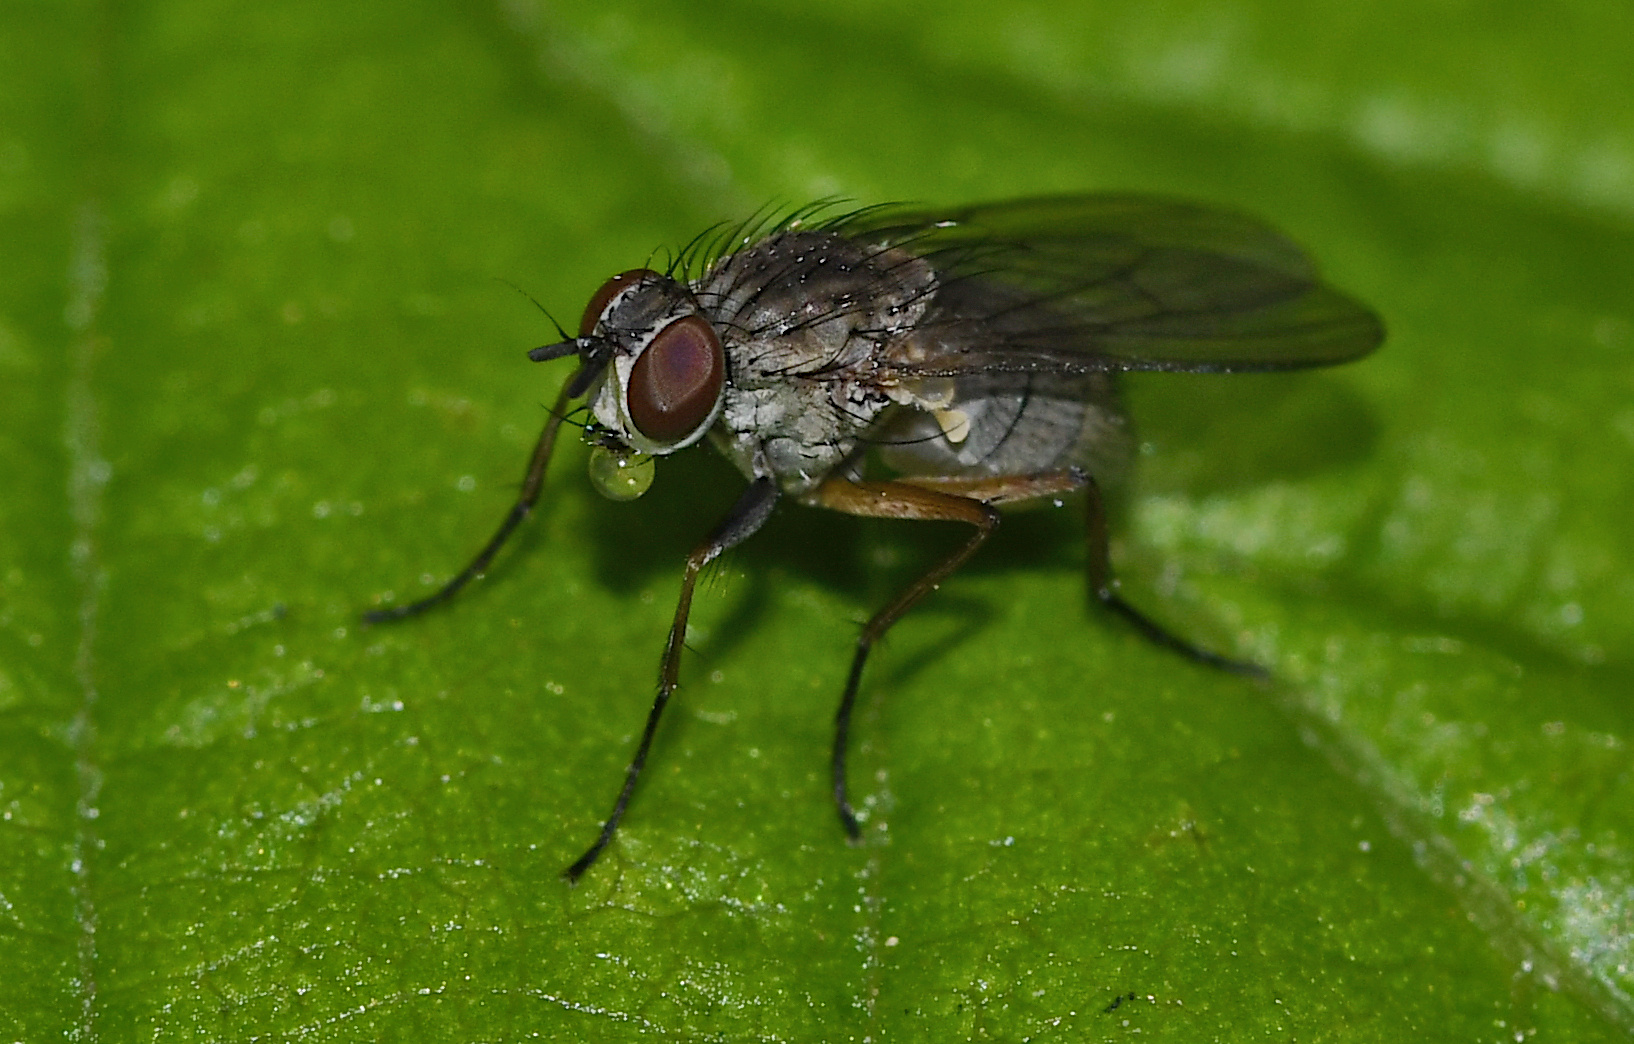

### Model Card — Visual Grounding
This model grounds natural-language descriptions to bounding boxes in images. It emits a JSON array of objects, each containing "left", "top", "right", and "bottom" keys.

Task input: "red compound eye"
[
  {"left": 579, "top": 269, "right": 661, "bottom": 338},
  {"left": 626, "top": 315, "right": 724, "bottom": 444}
]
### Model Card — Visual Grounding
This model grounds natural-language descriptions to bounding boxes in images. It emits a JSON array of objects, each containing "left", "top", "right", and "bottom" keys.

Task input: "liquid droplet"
[{"left": 588, "top": 445, "right": 655, "bottom": 501}]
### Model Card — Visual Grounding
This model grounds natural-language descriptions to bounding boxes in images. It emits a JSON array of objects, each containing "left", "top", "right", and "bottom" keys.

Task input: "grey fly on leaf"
[{"left": 363, "top": 195, "right": 1384, "bottom": 881}]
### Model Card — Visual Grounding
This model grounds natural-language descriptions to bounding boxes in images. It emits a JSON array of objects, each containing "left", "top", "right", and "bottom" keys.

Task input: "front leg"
[
  {"left": 363, "top": 378, "right": 578, "bottom": 623},
  {"left": 564, "top": 476, "right": 780, "bottom": 881}
]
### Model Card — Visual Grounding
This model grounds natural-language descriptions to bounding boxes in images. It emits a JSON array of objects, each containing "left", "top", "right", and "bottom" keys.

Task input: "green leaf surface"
[{"left": 3, "top": 0, "right": 1631, "bottom": 1039}]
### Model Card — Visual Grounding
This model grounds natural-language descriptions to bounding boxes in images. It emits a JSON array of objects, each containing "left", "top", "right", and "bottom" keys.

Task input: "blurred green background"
[{"left": 2, "top": 0, "right": 1632, "bottom": 1038}]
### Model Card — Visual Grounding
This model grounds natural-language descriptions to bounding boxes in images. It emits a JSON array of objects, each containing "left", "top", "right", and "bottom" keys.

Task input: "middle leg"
[{"left": 807, "top": 471, "right": 1084, "bottom": 839}]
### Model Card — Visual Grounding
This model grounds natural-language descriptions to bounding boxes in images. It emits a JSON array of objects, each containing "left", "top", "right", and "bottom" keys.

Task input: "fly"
[{"left": 363, "top": 195, "right": 1384, "bottom": 881}]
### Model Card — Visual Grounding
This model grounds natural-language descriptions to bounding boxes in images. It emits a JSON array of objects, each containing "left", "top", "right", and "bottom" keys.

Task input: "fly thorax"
[{"left": 697, "top": 231, "right": 938, "bottom": 492}]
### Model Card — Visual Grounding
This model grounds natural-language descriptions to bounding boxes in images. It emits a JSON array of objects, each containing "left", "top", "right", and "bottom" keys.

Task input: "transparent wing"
[{"left": 830, "top": 194, "right": 1384, "bottom": 375}]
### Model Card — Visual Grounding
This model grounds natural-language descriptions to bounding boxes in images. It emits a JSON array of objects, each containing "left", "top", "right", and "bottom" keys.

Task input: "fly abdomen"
[{"left": 874, "top": 373, "right": 1129, "bottom": 483}]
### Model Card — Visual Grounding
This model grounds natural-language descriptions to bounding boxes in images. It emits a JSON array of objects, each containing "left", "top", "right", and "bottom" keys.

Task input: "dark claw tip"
[{"left": 838, "top": 809, "right": 863, "bottom": 842}]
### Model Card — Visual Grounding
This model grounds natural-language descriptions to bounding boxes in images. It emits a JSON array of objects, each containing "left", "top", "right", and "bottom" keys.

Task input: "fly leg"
[
  {"left": 808, "top": 472, "right": 1084, "bottom": 840},
  {"left": 363, "top": 379, "right": 577, "bottom": 623},
  {"left": 1083, "top": 474, "right": 1266, "bottom": 677},
  {"left": 564, "top": 477, "right": 780, "bottom": 881}
]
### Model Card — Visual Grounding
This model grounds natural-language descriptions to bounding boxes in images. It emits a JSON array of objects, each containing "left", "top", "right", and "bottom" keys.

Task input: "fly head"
[{"left": 530, "top": 268, "right": 729, "bottom": 501}]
